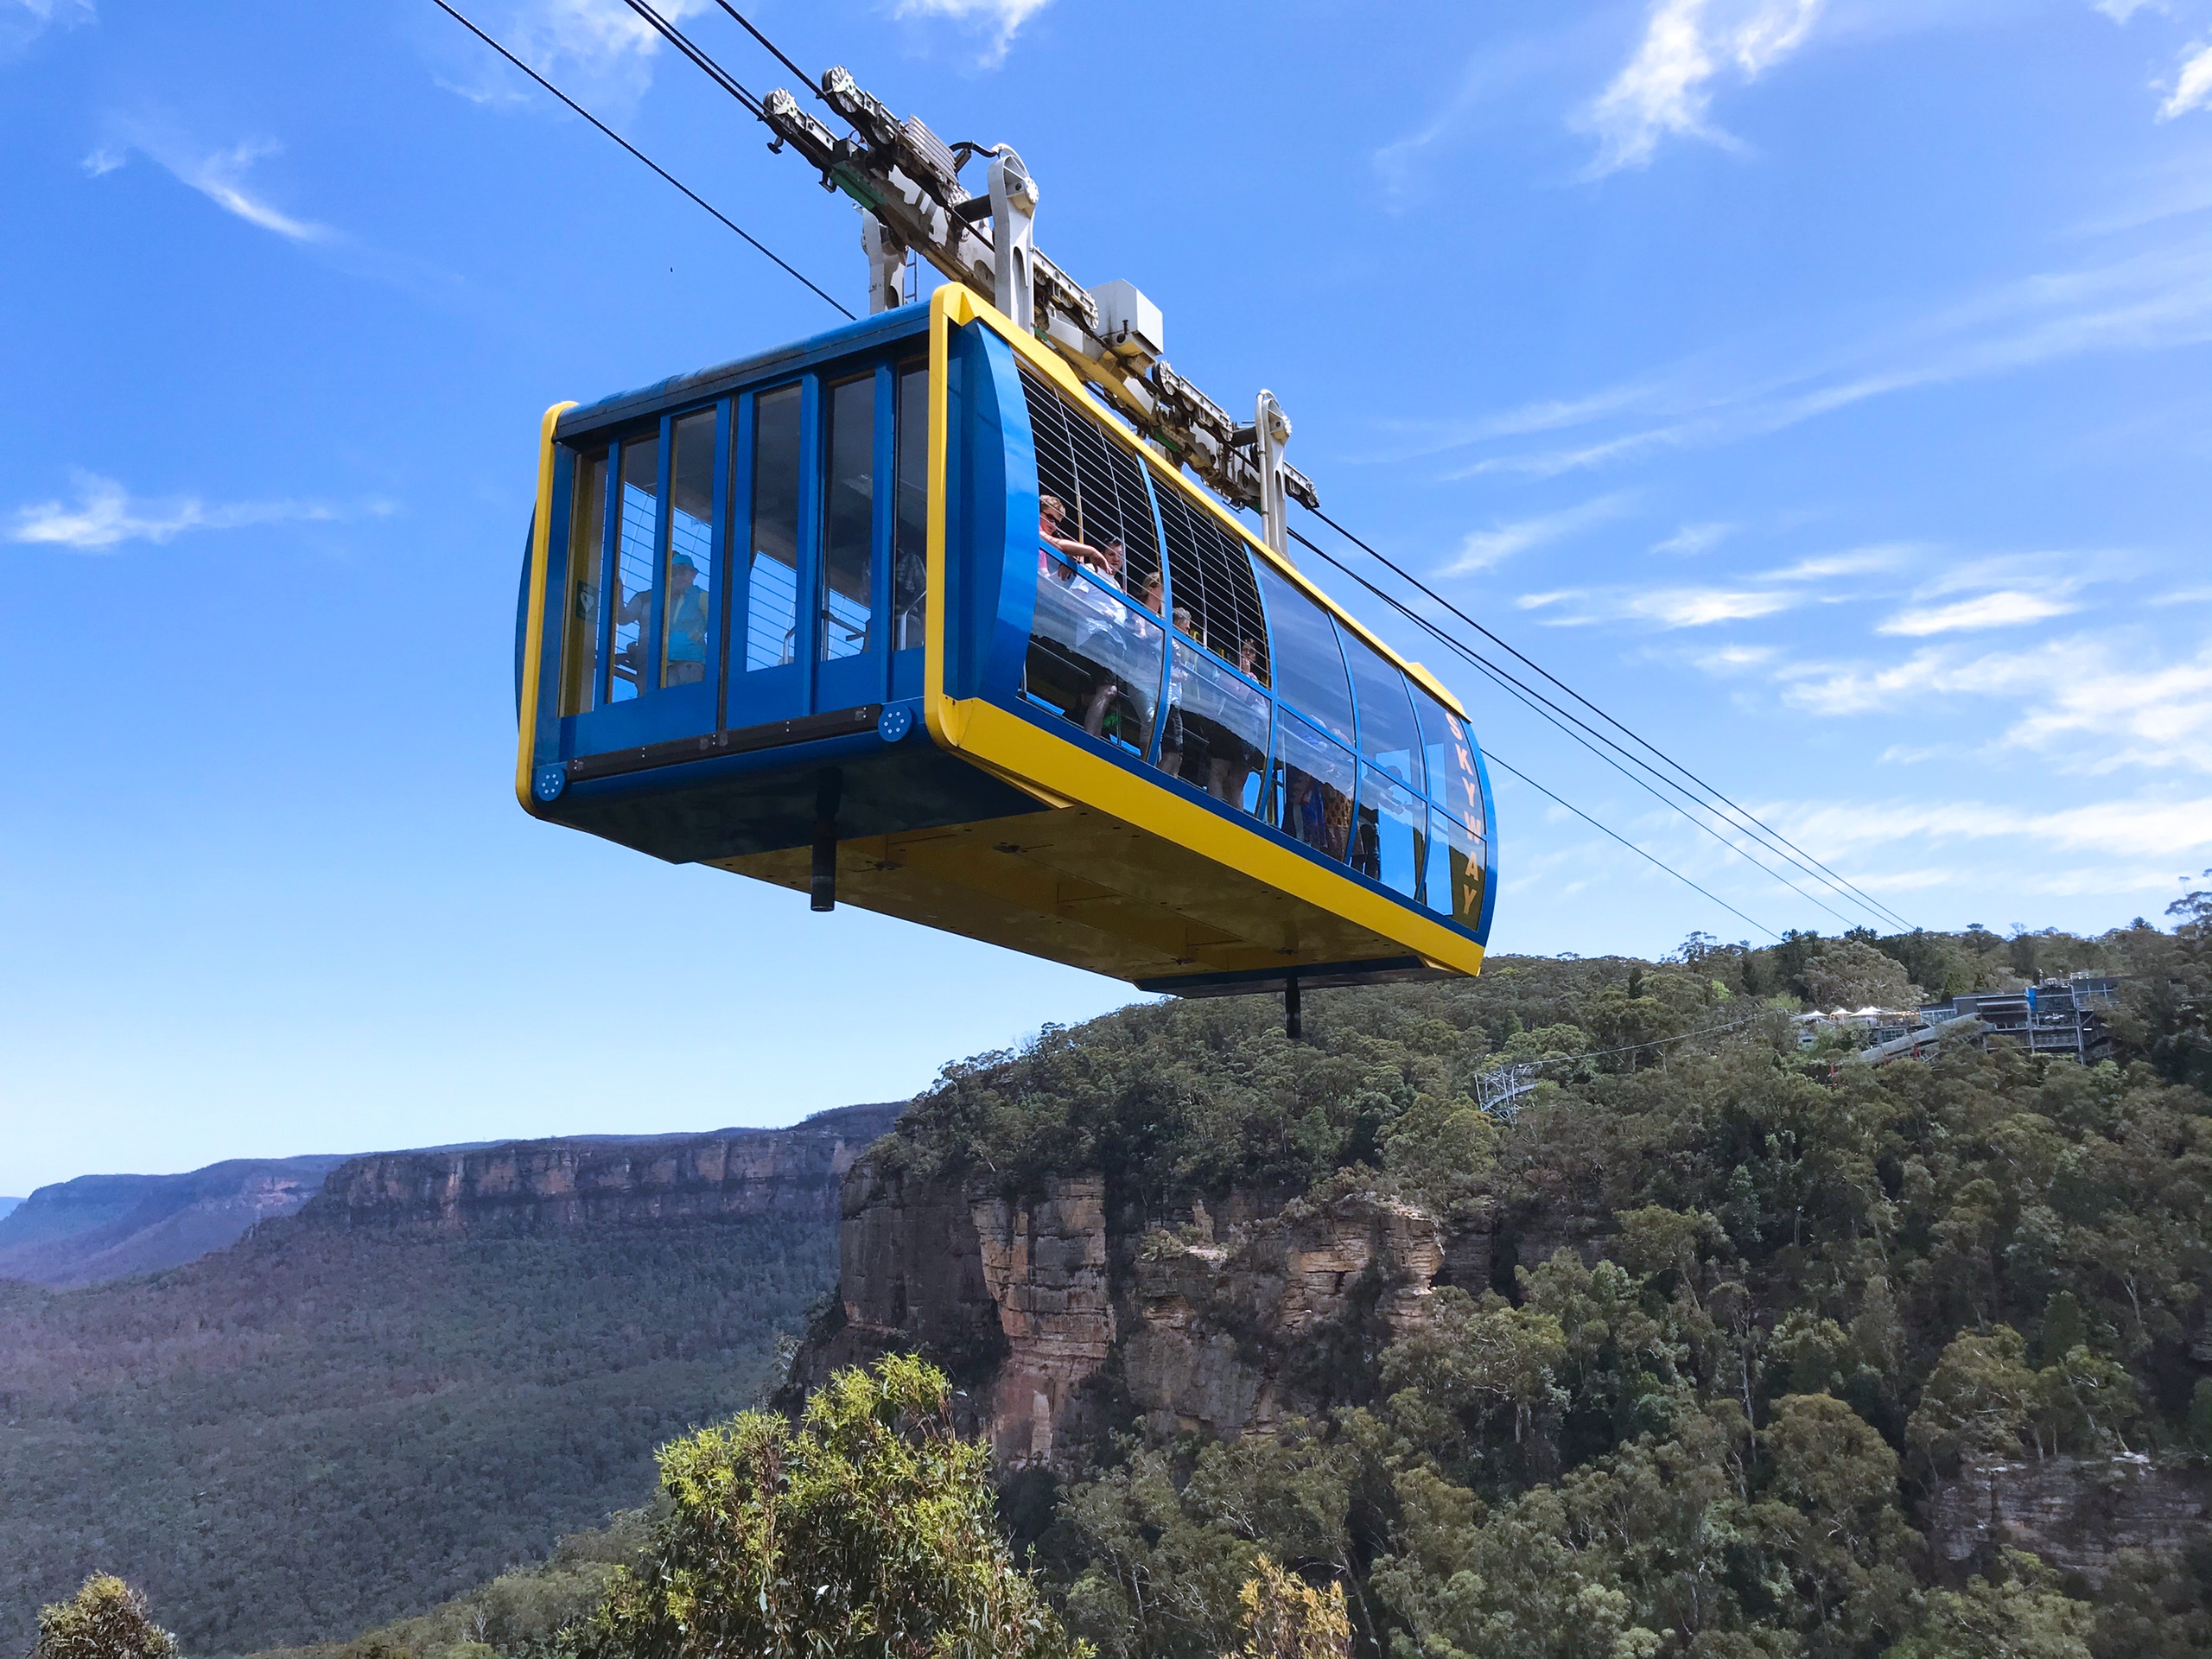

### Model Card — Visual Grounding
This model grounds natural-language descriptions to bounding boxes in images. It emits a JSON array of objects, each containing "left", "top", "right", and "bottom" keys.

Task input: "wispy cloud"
[
  {"left": 1776, "top": 792, "right": 2212, "bottom": 863},
  {"left": 9, "top": 473, "right": 380, "bottom": 552},
  {"left": 1653, "top": 521, "right": 1733, "bottom": 555},
  {"left": 2094, "top": 0, "right": 2165, "bottom": 20},
  {"left": 2161, "top": 41, "right": 2212, "bottom": 119},
  {"left": 1578, "top": 0, "right": 1823, "bottom": 175},
  {"left": 84, "top": 130, "right": 330, "bottom": 242},
  {"left": 893, "top": 0, "right": 1052, "bottom": 67},
  {"left": 435, "top": 0, "right": 710, "bottom": 106},
  {"left": 3, "top": 0, "right": 94, "bottom": 54},
  {"left": 1519, "top": 584, "right": 1801, "bottom": 627},
  {"left": 1778, "top": 635, "right": 2212, "bottom": 772},
  {"left": 1758, "top": 543, "right": 1916, "bottom": 582},
  {"left": 1422, "top": 234, "right": 2212, "bottom": 478},
  {"left": 1877, "top": 588, "right": 2079, "bottom": 635},
  {"left": 1443, "top": 494, "right": 1630, "bottom": 574}
]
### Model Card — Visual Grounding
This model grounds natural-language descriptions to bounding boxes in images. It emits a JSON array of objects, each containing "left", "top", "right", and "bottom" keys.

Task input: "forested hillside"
[
  {"left": 0, "top": 1110, "right": 893, "bottom": 1656},
  {"left": 25, "top": 907, "right": 2212, "bottom": 1659}
]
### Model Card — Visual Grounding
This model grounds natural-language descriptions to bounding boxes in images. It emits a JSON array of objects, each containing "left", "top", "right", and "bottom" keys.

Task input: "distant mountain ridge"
[
  {"left": 0, "top": 1156, "right": 351, "bottom": 1288},
  {"left": 0, "top": 1104, "right": 901, "bottom": 1288},
  {"left": 0, "top": 1102, "right": 905, "bottom": 1653}
]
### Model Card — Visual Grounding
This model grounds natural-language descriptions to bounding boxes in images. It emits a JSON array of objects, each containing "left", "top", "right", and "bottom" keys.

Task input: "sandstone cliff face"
[
  {"left": 300, "top": 1105, "right": 899, "bottom": 1232},
  {"left": 1929, "top": 1453, "right": 2210, "bottom": 1584},
  {"left": 793, "top": 1144, "right": 1452, "bottom": 1477}
]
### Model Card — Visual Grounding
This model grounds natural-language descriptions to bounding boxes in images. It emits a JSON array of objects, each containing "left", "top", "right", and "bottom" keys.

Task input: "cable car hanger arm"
[{"left": 754, "top": 68, "right": 1318, "bottom": 544}]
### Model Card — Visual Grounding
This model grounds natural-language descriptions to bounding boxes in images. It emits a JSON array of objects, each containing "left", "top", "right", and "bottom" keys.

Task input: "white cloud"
[
  {"left": 1442, "top": 494, "right": 1630, "bottom": 574},
  {"left": 1654, "top": 521, "right": 1733, "bottom": 555},
  {"left": 1758, "top": 543, "right": 1916, "bottom": 582},
  {"left": 1579, "top": 0, "right": 1823, "bottom": 175},
  {"left": 1878, "top": 588, "right": 2079, "bottom": 635},
  {"left": 1519, "top": 584, "right": 1800, "bottom": 627},
  {"left": 1779, "top": 636, "right": 2212, "bottom": 772},
  {"left": 2160, "top": 41, "right": 2212, "bottom": 119},
  {"left": 87, "top": 130, "right": 331, "bottom": 243},
  {"left": 173, "top": 140, "right": 327, "bottom": 241},
  {"left": 1776, "top": 794, "right": 2212, "bottom": 862},
  {"left": 893, "top": 0, "right": 1052, "bottom": 67},
  {"left": 9, "top": 473, "right": 360, "bottom": 552},
  {"left": 1426, "top": 235, "right": 2212, "bottom": 478},
  {"left": 2094, "top": 0, "right": 2164, "bottom": 22}
]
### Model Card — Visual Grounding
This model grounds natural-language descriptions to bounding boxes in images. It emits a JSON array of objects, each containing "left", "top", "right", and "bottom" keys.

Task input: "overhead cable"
[
  {"left": 618, "top": 0, "right": 764, "bottom": 116},
  {"left": 1302, "top": 505, "right": 1916, "bottom": 934},
  {"left": 429, "top": 0, "right": 851, "bottom": 319},
  {"left": 1290, "top": 527, "right": 1848, "bottom": 935},
  {"left": 709, "top": 0, "right": 829, "bottom": 104}
]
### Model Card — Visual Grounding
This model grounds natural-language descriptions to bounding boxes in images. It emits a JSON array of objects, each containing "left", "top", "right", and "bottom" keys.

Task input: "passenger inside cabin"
[
  {"left": 1039, "top": 494, "right": 1107, "bottom": 577},
  {"left": 661, "top": 555, "right": 709, "bottom": 685},
  {"left": 1207, "top": 637, "right": 1267, "bottom": 808},
  {"left": 1158, "top": 602, "right": 1194, "bottom": 777},
  {"left": 1075, "top": 538, "right": 1131, "bottom": 737}
]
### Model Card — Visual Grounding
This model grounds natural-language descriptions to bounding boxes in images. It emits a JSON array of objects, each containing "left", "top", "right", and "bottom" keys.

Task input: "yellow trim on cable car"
[
  {"left": 516, "top": 400, "right": 579, "bottom": 811},
  {"left": 919, "top": 285, "right": 1484, "bottom": 980}
]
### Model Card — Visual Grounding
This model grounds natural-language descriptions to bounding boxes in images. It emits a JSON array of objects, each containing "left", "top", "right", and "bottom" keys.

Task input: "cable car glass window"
[
  {"left": 893, "top": 362, "right": 927, "bottom": 651},
  {"left": 1355, "top": 765, "right": 1427, "bottom": 900},
  {"left": 1274, "top": 711, "right": 1354, "bottom": 861},
  {"left": 661, "top": 410, "right": 715, "bottom": 688},
  {"left": 1412, "top": 686, "right": 1484, "bottom": 832},
  {"left": 1340, "top": 632, "right": 1425, "bottom": 792},
  {"left": 821, "top": 375, "right": 874, "bottom": 661},
  {"left": 1025, "top": 549, "right": 1161, "bottom": 760},
  {"left": 1018, "top": 362, "right": 1160, "bottom": 601},
  {"left": 1156, "top": 491, "right": 1269, "bottom": 685},
  {"left": 1425, "top": 811, "right": 1486, "bottom": 928},
  {"left": 747, "top": 385, "right": 801, "bottom": 671},
  {"left": 1172, "top": 638, "right": 1269, "bottom": 818},
  {"left": 611, "top": 435, "right": 658, "bottom": 702},
  {"left": 558, "top": 447, "right": 607, "bottom": 717},
  {"left": 1254, "top": 565, "right": 1354, "bottom": 746}
]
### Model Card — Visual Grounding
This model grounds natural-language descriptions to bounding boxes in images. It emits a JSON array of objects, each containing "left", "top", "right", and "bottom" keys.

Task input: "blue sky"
[{"left": 3, "top": 0, "right": 2208, "bottom": 1192}]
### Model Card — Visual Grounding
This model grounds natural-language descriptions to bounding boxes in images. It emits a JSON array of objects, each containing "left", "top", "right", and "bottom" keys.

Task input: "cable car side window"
[
  {"left": 1274, "top": 710, "right": 1354, "bottom": 860},
  {"left": 557, "top": 447, "right": 607, "bottom": 717},
  {"left": 892, "top": 361, "right": 928, "bottom": 652},
  {"left": 1412, "top": 686, "right": 1484, "bottom": 834},
  {"left": 1016, "top": 362, "right": 1161, "bottom": 600},
  {"left": 1355, "top": 765, "right": 1427, "bottom": 900},
  {"left": 661, "top": 410, "right": 715, "bottom": 689},
  {"left": 610, "top": 434, "right": 659, "bottom": 702},
  {"left": 1025, "top": 547, "right": 1162, "bottom": 760},
  {"left": 821, "top": 374, "right": 874, "bottom": 662},
  {"left": 747, "top": 385, "right": 802, "bottom": 671},
  {"left": 1156, "top": 493, "right": 1269, "bottom": 686},
  {"left": 1425, "top": 810, "right": 1486, "bottom": 929},
  {"left": 1339, "top": 632, "right": 1425, "bottom": 793},
  {"left": 1171, "top": 638, "right": 1269, "bottom": 817},
  {"left": 1252, "top": 564, "right": 1354, "bottom": 746}
]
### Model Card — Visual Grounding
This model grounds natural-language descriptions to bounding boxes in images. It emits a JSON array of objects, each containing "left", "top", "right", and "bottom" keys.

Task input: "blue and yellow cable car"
[{"left": 514, "top": 284, "right": 1496, "bottom": 996}]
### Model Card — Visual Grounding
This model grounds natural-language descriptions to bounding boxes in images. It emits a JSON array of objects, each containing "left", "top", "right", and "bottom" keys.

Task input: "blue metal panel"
[
  {"left": 953, "top": 323, "right": 1035, "bottom": 704},
  {"left": 1471, "top": 736, "right": 1499, "bottom": 946}
]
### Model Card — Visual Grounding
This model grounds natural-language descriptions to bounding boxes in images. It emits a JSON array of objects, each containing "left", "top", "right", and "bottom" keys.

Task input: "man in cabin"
[
  {"left": 1039, "top": 494, "right": 1110, "bottom": 577},
  {"left": 662, "top": 554, "right": 709, "bottom": 685}
]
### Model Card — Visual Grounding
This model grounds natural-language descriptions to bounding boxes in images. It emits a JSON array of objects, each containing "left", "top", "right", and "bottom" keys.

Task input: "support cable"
[
  {"left": 1300, "top": 505, "right": 1917, "bottom": 934},
  {"left": 1474, "top": 751, "right": 1780, "bottom": 943},
  {"left": 429, "top": 0, "right": 852, "bottom": 319},
  {"left": 709, "top": 0, "right": 829, "bottom": 104},
  {"left": 618, "top": 0, "right": 764, "bottom": 116},
  {"left": 1289, "top": 527, "right": 1853, "bottom": 932}
]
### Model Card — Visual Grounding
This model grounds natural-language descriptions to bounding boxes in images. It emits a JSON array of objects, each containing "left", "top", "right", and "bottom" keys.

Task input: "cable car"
[{"left": 513, "top": 283, "right": 1497, "bottom": 997}]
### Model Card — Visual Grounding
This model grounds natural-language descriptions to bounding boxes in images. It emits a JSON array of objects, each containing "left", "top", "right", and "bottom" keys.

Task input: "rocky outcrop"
[
  {"left": 792, "top": 1145, "right": 1449, "bottom": 1476},
  {"left": 298, "top": 1104, "right": 899, "bottom": 1233},
  {"left": 1929, "top": 1453, "right": 2210, "bottom": 1584}
]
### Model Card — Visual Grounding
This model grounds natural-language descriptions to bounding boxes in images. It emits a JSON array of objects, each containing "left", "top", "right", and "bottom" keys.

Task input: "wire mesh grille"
[
  {"left": 1155, "top": 488, "right": 1271, "bottom": 688},
  {"left": 1017, "top": 362, "right": 1161, "bottom": 601}
]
